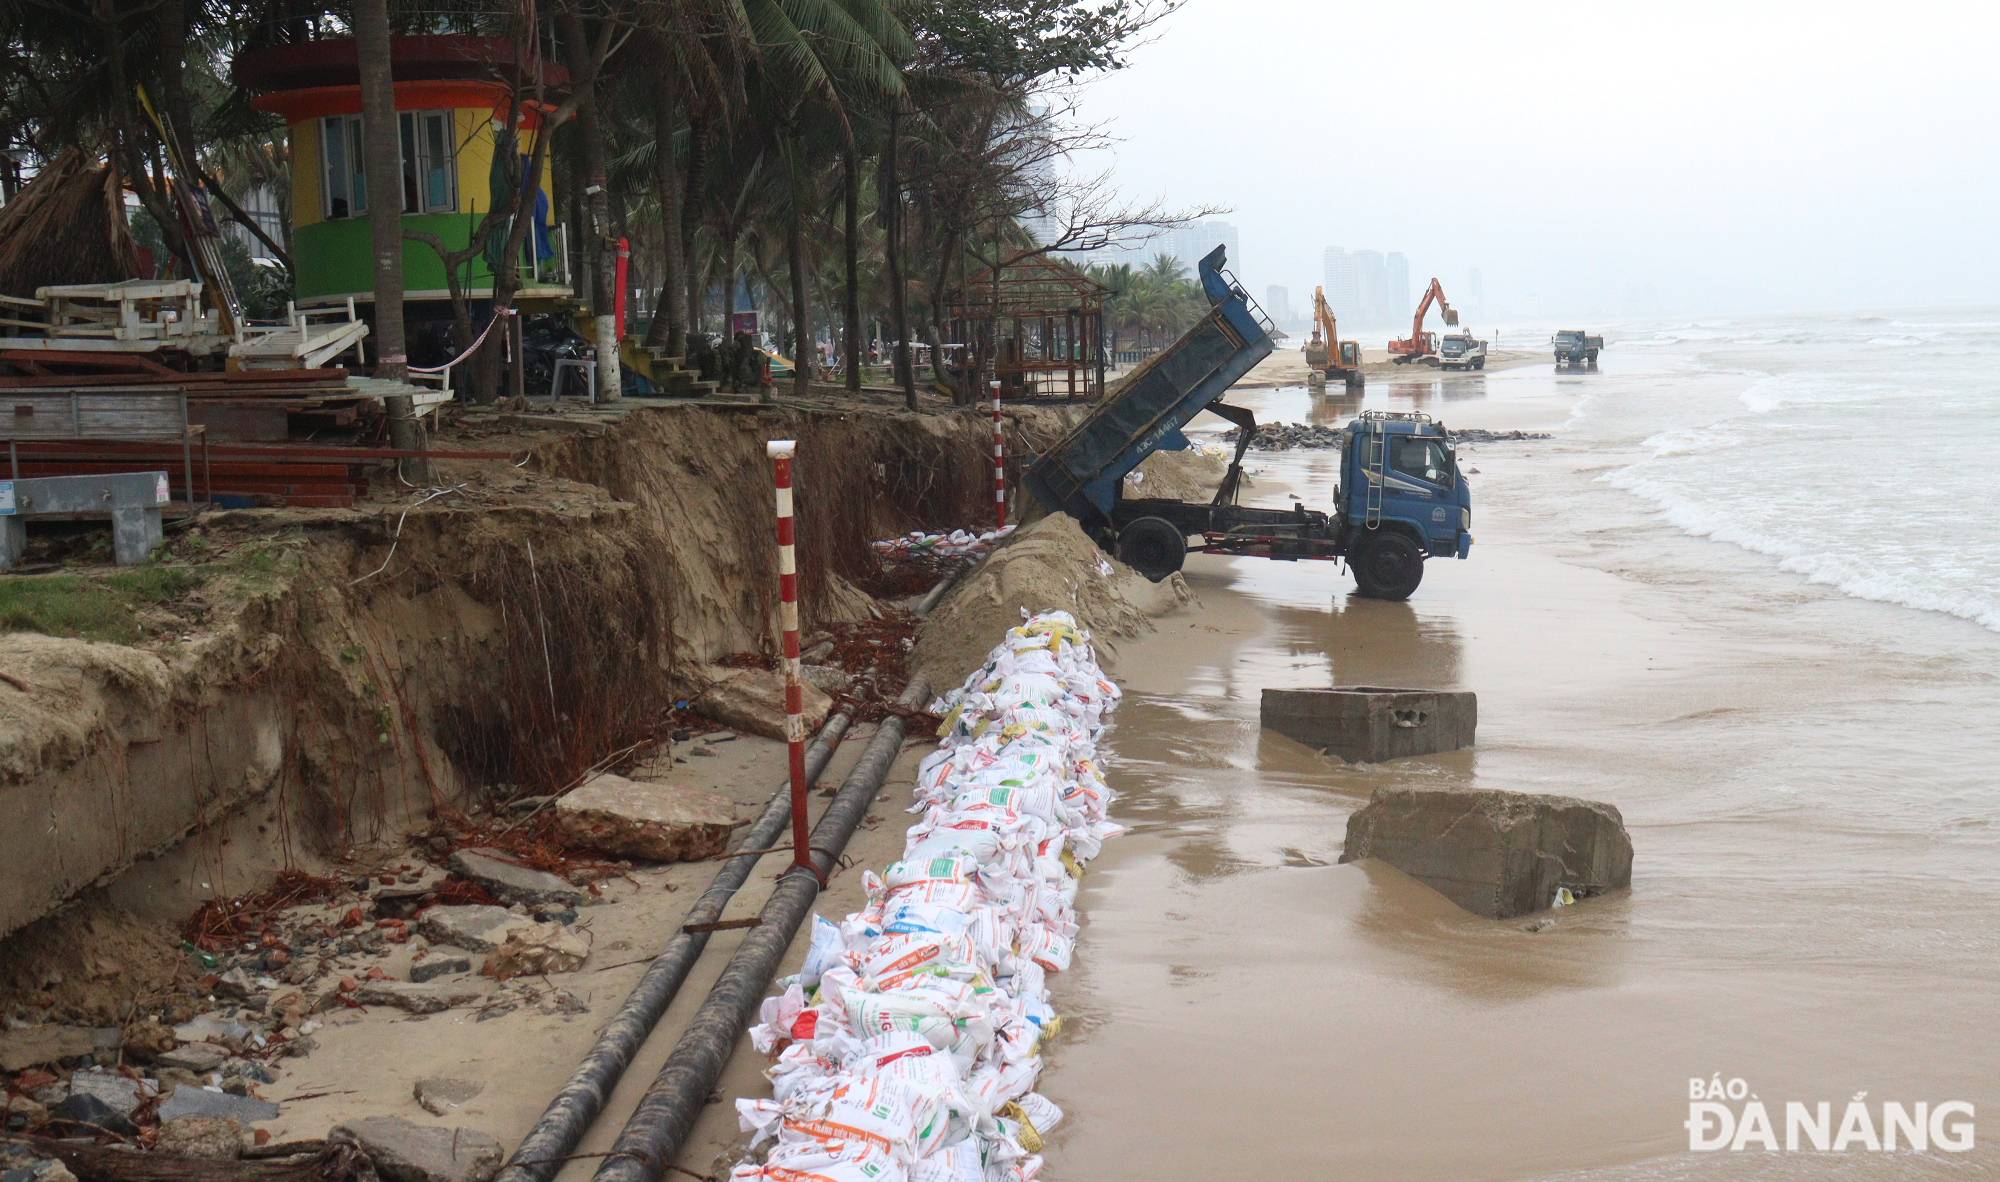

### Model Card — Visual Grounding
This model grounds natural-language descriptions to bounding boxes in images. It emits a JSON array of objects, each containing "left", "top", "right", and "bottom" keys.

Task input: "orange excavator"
[
  {"left": 1303, "top": 286, "right": 1364, "bottom": 389},
  {"left": 1389, "top": 277, "right": 1459, "bottom": 364}
]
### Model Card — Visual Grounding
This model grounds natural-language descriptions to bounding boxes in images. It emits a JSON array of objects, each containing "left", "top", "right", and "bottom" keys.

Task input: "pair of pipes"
[{"left": 496, "top": 677, "right": 931, "bottom": 1182}]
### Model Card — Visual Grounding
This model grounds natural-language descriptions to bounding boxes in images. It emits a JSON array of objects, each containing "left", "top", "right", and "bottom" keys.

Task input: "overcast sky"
[{"left": 1064, "top": 0, "right": 2000, "bottom": 322}]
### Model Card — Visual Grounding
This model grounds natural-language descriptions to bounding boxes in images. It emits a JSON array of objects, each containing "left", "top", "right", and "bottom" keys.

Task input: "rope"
[{"left": 410, "top": 308, "right": 512, "bottom": 376}]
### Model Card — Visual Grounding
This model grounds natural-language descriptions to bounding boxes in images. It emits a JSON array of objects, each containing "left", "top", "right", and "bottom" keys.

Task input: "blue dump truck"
[{"left": 1023, "top": 246, "right": 1472, "bottom": 600}]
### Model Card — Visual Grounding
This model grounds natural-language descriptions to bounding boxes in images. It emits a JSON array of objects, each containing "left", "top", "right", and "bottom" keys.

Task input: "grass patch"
[{"left": 0, "top": 566, "right": 205, "bottom": 643}]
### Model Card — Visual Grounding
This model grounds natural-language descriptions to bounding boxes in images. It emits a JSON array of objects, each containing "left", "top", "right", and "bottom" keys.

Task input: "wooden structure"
[{"left": 947, "top": 250, "right": 1108, "bottom": 400}]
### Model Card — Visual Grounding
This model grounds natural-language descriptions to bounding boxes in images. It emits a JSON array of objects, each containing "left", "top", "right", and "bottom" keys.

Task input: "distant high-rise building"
[
  {"left": 1264, "top": 285, "right": 1292, "bottom": 323},
  {"left": 1161, "top": 221, "right": 1239, "bottom": 274},
  {"left": 1468, "top": 267, "right": 1485, "bottom": 319},
  {"left": 1386, "top": 252, "right": 1410, "bottom": 324},
  {"left": 1353, "top": 250, "right": 1389, "bottom": 326},
  {"left": 1323, "top": 247, "right": 1357, "bottom": 321}
]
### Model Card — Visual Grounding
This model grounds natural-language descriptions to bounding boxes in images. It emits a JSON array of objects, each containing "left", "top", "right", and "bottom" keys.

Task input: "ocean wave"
[{"left": 1605, "top": 464, "right": 2000, "bottom": 633}]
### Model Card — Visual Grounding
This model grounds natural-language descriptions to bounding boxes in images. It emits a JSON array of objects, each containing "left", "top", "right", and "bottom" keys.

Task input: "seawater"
[{"left": 1580, "top": 310, "right": 2000, "bottom": 632}]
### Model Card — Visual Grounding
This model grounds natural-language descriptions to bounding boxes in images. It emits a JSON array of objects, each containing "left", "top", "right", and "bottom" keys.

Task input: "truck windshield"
[
  {"left": 1555, "top": 332, "right": 1581, "bottom": 345},
  {"left": 1390, "top": 437, "right": 1453, "bottom": 486}
]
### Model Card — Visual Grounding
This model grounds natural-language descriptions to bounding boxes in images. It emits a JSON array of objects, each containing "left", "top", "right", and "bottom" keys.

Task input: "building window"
[{"left": 320, "top": 111, "right": 456, "bottom": 219}]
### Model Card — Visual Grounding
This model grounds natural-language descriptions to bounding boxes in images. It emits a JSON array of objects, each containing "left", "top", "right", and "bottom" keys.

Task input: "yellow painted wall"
[
  {"left": 286, "top": 108, "right": 549, "bottom": 229},
  {"left": 291, "top": 119, "right": 322, "bottom": 228}
]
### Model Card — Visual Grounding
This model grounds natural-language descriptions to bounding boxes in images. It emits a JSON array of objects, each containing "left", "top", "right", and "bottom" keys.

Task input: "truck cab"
[
  {"left": 1552, "top": 330, "right": 1603, "bottom": 369},
  {"left": 1436, "top": 333, "right": 1488, "bottom": 370}
]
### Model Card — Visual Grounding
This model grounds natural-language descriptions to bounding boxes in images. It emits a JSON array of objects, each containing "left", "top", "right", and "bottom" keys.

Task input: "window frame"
[{"left": 319, "top": 110, "right": 457, "bottom": 220}]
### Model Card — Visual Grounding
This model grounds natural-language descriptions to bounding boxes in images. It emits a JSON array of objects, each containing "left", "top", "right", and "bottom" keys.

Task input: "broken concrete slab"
[
  {"left": 157, "top": 1086, "right": 280, "bottom": 1126},
  {"left": 693, "top": 666, "right": 831, "bottom": 741},
  {"left": 356, "top": 980, "right": 490, "bottom": 1014},
  {"left": 414, "top": 905, "right": 543, "bottom": 953},
  {"left": 447, "top": 848, "right": 585, "bottom": 908},
  {"left": 413, "top": 1077, "right": 483, "bottom": 1117},
  {"left": 0, "top": 1025, "right": 94, "bottom": 1072},
  {"left": 554, "top": 773, "right": 737, "bottom": 862},
  {"left": 408, "top": 955, "right": 474, "bottom": 983},
  {"left": 1340, "top": 787, "right": 1633, "bottom": 919},
  {"left": 156, "top": 1115, "right": 247, "bottom": 1159},
  {"left": 1263, "top": 686, "right": 1476, "bottom": 763},
  {"left": 331, "top": 1116, "right": 503, "bottom": 1182},
  {"left": 156, "top": 1042, "right": 230, "bottom": 1073}
]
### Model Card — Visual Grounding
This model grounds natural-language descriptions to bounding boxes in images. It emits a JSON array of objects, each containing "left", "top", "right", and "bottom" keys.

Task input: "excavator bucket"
[{"left": 1443, "top": 309, "right": 1460, "bottom": 327}]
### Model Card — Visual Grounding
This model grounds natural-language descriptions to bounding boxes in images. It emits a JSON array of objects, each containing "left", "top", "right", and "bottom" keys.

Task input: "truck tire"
[
  {"left": 1117, "top": 516, "right": 1186, "bottom": 583},
  {"left": 1473, "top": 357, "right": 1486, "bottom": 370},
  {"left": 1351, "top": 530, "right": 1425, "bottom": 600}
]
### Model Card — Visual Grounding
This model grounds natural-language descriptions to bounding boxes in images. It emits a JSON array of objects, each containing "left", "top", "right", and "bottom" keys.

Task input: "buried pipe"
[
  {"left": 914, "top": 566, "right": 964, "bottom": 617},
  {"left": 591, "top": 678, "right": 932, "bottom": 1182},
  {"left": 496, "top": 711, "right": 855, "bottom": 1182}
]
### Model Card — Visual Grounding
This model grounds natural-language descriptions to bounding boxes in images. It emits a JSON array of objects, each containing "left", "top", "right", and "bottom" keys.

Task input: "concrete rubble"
[
  {"left": 555, "top": 771, "right": 738, "bottom": 861},
  {"left": 1340, "top": 786, "right": 1634, "bottom": 919},
  {"left": 0, "top": 1143, "right": 76, "bottom": 1182},
  {"left": 0, "top": 1026, "right": 94, "bottom": 1073},
  {"left": 445, "top": 848, "right": 586, "bottom": 907},
  {"left": 413, "top": 1077, "right": 483, "bottom": 1116},
  {"left": 355, "top": 979, "right": 491, "bottom": 1014},
  {"left": 478, "top": 925, "right": 590, "bottom": 980},
  {"left": 332, "top": 1115, "right": 504, "bottom": 1182},
  {"left": 415, "top": 904, "right": 546, "bottom": 952},
  {"left": 155, "top": 1114, "right": 248, "bottom": 1158},
  {"left": 156, "top": 1086, "right": 280, "bottom": 1125},
  {"left": 694, "top": 665, "right": 832, "bottom": 740},
  {"left": 1216, "top": 422, "right": 1552, "bottom": 450}
]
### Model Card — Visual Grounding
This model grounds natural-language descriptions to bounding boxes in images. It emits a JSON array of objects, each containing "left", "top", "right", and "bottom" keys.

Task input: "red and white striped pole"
[
  {"left": 990, "top": 380, "right": 1006, "bottom": 529},
  {"left": 768, "top": 440, "right": 812, "bottom": 877}
]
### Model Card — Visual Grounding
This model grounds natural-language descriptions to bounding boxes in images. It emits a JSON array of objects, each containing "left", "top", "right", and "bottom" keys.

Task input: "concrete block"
[
  {"left": 1261, "top": 685, "right": 1476, "bottom": 763},
  {"left": 1340, "top": 786, "right": 1633, "bottom": 919},
  {"left": 555, "top": 773, "right": 737, "bottom": 862}
]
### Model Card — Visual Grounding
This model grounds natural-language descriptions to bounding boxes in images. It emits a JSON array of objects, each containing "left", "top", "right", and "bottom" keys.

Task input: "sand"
[{"left": 911, "top": 513, "right": 1194, "bottom": 691}]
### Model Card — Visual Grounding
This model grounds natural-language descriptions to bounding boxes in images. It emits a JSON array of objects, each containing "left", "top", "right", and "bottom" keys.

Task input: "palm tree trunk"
[
  {"left": 789, "top": 219, "right": 810, "bottom": 400},
  {"left": 644, "top": 68, "right": 685, "bottom": 354},
  {"left": 683, "top": 108, "right": 708, "bottom": 339},
  {"left": 354, "top": 0, "right": 407, "bottom": 379},
  {"left": 842, "top": 149, "right": 861, "bottom": 393},
  {"left": 562, "top": 11, "right": 620, "bottom": 402},
  {"left": 882, "top": 103, "right": 914, "bottom": 408}
]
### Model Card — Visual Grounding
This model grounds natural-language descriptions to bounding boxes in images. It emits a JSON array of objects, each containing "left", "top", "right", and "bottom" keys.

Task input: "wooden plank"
[{"left": 187, "top": 403, "right": 292, "bottom": 442}]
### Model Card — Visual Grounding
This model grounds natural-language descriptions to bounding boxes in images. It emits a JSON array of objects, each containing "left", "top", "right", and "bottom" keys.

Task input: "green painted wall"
[{"left": 293, "top": 213, "right": 494, "bottom": 303}]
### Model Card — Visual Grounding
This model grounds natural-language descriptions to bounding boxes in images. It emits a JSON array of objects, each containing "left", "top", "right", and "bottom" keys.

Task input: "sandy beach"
[{"left": 1034, "top": 360, "right": 2000, "bottom": 1179}]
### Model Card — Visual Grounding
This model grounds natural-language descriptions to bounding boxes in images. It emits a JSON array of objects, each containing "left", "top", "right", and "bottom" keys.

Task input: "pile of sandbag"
[
  {"left": 871, "top": 525, "right": 1017, "bottom": 561},
  {"left": 733, "top": 611, "right": 1123, "bottom": 1182}
]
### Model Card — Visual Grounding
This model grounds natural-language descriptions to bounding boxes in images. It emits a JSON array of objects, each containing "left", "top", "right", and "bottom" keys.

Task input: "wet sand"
[{"left": 1038, "top": 365, "right": 2000, "bottom": 1178}]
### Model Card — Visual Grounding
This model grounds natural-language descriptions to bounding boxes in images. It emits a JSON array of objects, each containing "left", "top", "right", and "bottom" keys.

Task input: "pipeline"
[
  {"left": 915, "top": 567, "right": 964, "bottom": 617},
  {"left": 591, "top": 678, "right": 932, "bottom": 1182},
  {"left": 496, "top": 711, "right": 855, "bottom": 1182}
]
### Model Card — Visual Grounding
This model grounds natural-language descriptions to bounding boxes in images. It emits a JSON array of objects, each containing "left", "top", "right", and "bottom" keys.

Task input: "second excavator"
[
  {"left": 1304, "top": 286, "right": 1365, "bottom": 389},
  {"left": 1389, "top": 277, "right": 1460, "bottom": 365}
]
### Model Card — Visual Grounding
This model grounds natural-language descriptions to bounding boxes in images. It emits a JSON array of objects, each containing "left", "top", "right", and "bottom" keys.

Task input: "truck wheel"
[
  {"left": 1473, "top": 358, "right": 1486, "bottom": 370},
  {"left": 1118, "top": 517, "right": 1186, "bottom": 582},
  {"left": 1351, "top": 531, "right": 1424, "bottom": 600}
]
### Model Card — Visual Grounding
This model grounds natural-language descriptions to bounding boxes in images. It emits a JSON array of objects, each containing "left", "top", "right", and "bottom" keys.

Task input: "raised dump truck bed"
[{"left": 1023, "top": 246, "right": 1274, "bottom": 524}]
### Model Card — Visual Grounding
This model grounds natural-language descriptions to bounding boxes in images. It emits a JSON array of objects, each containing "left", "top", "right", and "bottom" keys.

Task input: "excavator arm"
[{"left": 1391, "top": 278, "right": 1460, "bottom": 361}]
